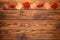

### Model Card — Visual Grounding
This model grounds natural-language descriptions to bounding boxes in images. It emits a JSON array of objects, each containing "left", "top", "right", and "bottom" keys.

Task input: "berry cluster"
[{"left": 0, "top": 2, "right": 59, "bottom": 9}]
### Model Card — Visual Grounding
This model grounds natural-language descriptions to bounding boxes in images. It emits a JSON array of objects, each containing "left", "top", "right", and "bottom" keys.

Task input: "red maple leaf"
[
  {"left": 51, "top": 2, "right": 58, "bottom": 9},
  {"left": 10, "top": 4, "right": 15, "bottom": 8},
  {"left": 37, "top": 3, "right": 44, "bottom": 7},
  {"left": 23, "top": 2, "right": 30, "bottom": 9}
]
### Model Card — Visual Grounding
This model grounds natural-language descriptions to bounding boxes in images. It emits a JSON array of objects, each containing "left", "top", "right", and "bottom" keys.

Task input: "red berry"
[
  {"left": 51, "top": 2, "right": 58, "bottom": 9},
  {"left": 37, "top": 3, "right": 44, "bottom": 7},
  {"left": 10, "top": 4, "right": 15, "bottom": 8},
  {"left": 23, "top": 2, "right": 30, "bottom": 9}
]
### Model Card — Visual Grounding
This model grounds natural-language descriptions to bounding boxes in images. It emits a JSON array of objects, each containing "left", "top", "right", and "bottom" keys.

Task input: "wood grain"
[{"left": 0, "top": 0, "right": 60, "bottom": 40}]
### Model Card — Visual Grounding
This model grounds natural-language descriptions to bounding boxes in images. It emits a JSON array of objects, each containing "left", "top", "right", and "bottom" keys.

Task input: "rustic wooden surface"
[{"left": 0, "top": 0, "right": 60, "bottom": 40}]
